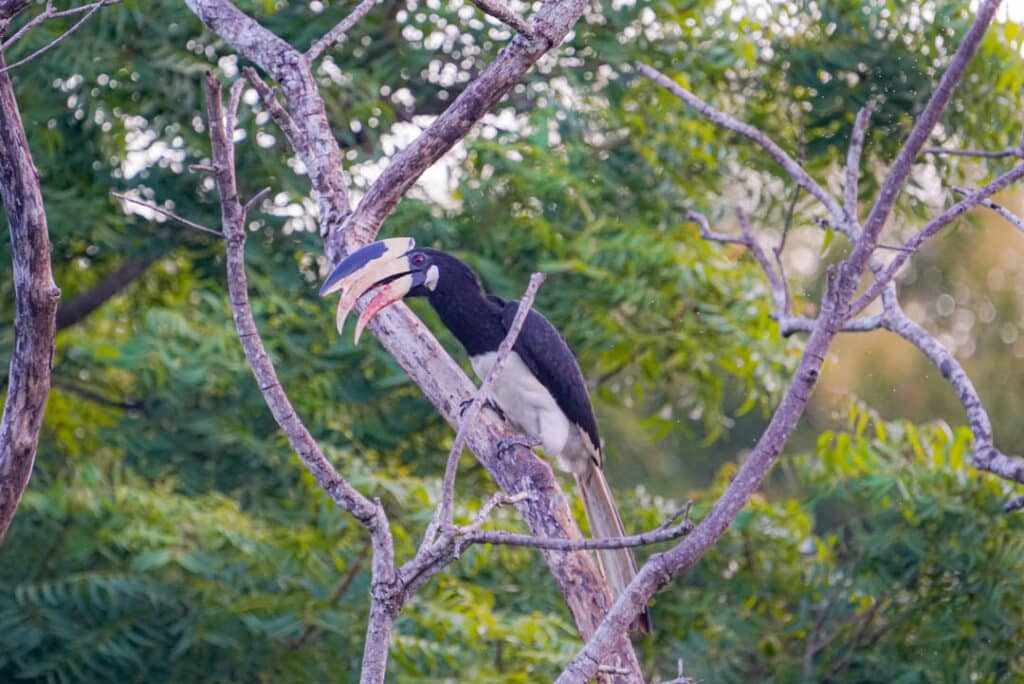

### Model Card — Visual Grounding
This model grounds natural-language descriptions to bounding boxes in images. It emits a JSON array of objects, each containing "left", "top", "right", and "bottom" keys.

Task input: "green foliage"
[
  {"left": 635, "top": 404, "right": 1024, "bottom": 682},
  {"left": 1, "top": 0, "right": 1023, "bottom": 681}
]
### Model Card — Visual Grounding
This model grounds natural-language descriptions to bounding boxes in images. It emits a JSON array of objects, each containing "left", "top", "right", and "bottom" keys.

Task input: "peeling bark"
[{"left": 0, "top": 52, "right": 60, "bottom": 544}]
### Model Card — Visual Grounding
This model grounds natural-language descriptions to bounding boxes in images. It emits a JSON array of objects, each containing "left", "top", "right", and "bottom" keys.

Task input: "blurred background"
[{"left": 1, "top": 0, "right": 1023, "bottom": 681}]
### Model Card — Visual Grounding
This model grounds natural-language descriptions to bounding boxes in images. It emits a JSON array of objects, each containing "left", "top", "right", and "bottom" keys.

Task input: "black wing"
[{"left": 498, "top": 298, "right": 601, "bottom": 459}]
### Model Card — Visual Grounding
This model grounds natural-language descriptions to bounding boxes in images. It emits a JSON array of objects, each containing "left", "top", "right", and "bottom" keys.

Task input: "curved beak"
[{"left": 319, "top": 237, "right": 420, "bottom": 342}]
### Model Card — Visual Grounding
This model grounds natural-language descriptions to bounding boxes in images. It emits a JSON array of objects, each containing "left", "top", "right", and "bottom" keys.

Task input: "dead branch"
[
  {"left": 110, "top": 191, "right": 224, "bottom": 238},
  {"left": 556, "top": 4, "right": 1005, "bottom": 681},
  {"left": 434, "top": 272, "right": 546, "bottom": 534},
  {"left": 56, "top": 256, "right": 155, "bottom": 330},
  {"left": 638, "top": 62, "right": 850, "bottom": 233},
  {"left": 467, "top": 0, "right": 532, "bottom": 36},
  {"left": 0, "top": 51, "right": 60, "bottom": 544},
  {"left": 186, "top": 2, "right": 644, "bottom": 675},
  {"left": 0, "top": 0, "right": 119, "bottom": 74},
  {"left": 305, "top": 0, "right": 381, "bottom": 62},
  {"left": 952, "top": 185, "right": 1024, "bottom": 233}
]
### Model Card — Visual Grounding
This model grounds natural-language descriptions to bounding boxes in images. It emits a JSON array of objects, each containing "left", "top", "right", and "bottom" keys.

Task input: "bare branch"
[
  {"left": 845, "top": 99, "right": 877, "bottom": 224},
  {"left": 462, "top": 512, "right": 693, "bottom": 551},
  {"left": 773, "top": 127, "right": 804, "bottom": 314},
  {"left": 204, "top": 72, "right": 399, "bottom": 684},
  {"left": 242, "top": 68, "right": 307, "bottom": 158},
  {"left": 952, "top": 185, "right": 1024, "bottom": 233},
  {"left": 457, "top": 491, "right": 533, "bottom": 534},
  {"left": 638, "top": 63, "right": 849, "bottom": 231},
  {"left": 306, "top": 0, "right": 381, "bottom": 63},
  {"left": 243, "top": 185, "right": 271, "bottom": 215},
  {"left": 881, "top": 303, "right": 1024, "bottom": 497},
  {"left": 837, "top": 0, "right": 1003, "bottom": 303},
  {"left": 202, "top": 72, "right": 383, "bottom": 531},
  {"left": 659, "top": 659, "right": 694, "bottom": 684},
  {"left": 467, "top": 0, "right": 532, "bottom": 37},
  {"left": 56, "top": 256, "right": 155, "bottom": 330},
  {"left": 340, "top": 0, "right": 593, "bottom": 245},
  {"left": 688, "top": 209, "right": 789, "bottom": 324},
  {"left": 190, "top": 1, "right": 644, "bottom": 673},
  {"left": 850, "top": 162, "right": 1024, "bottom": 315},
  {"left": 0, "top": 51, "right": 60, "bottom": 544},
  {"left": 737, "top": 208, "right": 788, "bottom": 316},
  {"left": 1, "top": 0, "right": 115, "bottom": 49},
  {"left": 435, "top": 272, "right": 546, "bottom": 534},
  {"left": 110, "top": 191, "right": 224, "bottom": 238},
  {"left": 923, "top": 146, "right": 1023, "bottom": 159},
  {"left": 0, "top": 0, "right": 117, "bottom": 74}
]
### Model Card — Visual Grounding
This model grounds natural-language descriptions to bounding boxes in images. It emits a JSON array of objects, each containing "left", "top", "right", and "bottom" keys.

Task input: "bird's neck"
[{"left": 427, "top": 286, "right": 505, "bottom": 357}]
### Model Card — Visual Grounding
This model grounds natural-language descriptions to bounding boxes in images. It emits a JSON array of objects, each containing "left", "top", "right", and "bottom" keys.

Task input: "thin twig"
[
  {"left": 0, "top": 0, "right": 116, "bottom": 73},
  {"left": 456, "top": 491, "right": 532, "bottom": 535},
  {"left": 243, "top": 186, "right": 271, "bottom": 214},
  {"left": 659, "top": 659, "right": 694, "bottom": 684},
  {"left": 737, "top": 208, "right": 788, "bottom": 316},
  {"left": 0, "top": 0, "right": 116, "bottom": 50},
  {"left": 0, "top": 0, "right": 51, "bottom": 50},
  {"left": 110, "top": 191, "right": 223, "bottom": 238},
  {"left": 433, "top": 272, "right": 546, "bottom": 536},
  {"left": 291, "top": 536, "right": 372, "bottom": 649},
  {"left": 242, "top": 67, "right": 307, "bottom": 158},
  {"left": 306, "top": 0, "right": 381, "bottom": 62},
  {"left": 952, "top": 185, "right": 1024, "bottom": 233},
  {"left": 850, "top": 162, "right": 1024, "bottom": 316},
  {"left": 844, "top": 99, "right": 877, "bottom": 227},
  {"left": 923, "top": 146, "right": 1023, "bottom": 159},
  {"left": 773, "top": 127, "right": 804, "bottom": 316},
  {"left": 468, "top": 0, "right": 532, "bottom": 36},
  {"left": 639, "top": 63, "right": 848, "bottom": 230},
  {"left": 461, "top": 512, "right": 693, "bottom": 551}
]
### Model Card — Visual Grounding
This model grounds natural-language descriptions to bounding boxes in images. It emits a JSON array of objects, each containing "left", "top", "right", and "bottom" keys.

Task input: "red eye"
[{"left": 412, "top": 254, "right": 425, "bottom": 266}]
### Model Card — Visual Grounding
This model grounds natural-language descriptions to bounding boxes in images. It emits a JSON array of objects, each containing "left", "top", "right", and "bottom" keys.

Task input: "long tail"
[{"left": 575, "top": 461, "right": 653, "bottom": 633}]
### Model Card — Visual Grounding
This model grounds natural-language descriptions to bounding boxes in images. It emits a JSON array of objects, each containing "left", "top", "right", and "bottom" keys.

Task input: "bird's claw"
[
  {"left": 459, "top": 397, "right": 506, "bottom": 422},
  {"left": 497, "top": 435, "right": 541, "bottom": 456}
]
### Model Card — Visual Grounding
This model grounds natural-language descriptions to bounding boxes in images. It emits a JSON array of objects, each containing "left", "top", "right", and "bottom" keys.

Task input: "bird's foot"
[
  {"left": 459, "top": 397, "right": 506, "bottom": 422},
  {"left": 496, "top": 434, "right": 541, "bottom": 456}
]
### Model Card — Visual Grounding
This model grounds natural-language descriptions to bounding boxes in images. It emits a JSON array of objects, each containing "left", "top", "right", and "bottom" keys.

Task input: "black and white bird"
[{"left": 320, "top": 237, "right": 652, "bottom": 633}]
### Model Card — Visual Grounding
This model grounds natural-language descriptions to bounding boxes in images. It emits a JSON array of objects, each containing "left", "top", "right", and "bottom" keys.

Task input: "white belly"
[{"left": 470, "top": 351, "right": 575, "bottom": 469}]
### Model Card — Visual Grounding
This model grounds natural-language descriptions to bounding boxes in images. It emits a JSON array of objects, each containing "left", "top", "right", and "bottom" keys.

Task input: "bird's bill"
[{"left": 319, "top": 237, "right": 418, "bottom": 340}]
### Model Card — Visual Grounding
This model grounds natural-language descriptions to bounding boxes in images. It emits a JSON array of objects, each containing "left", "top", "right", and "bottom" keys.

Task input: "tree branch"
[
  {"left": 556, "top": 5, "right": 1006, "bottom": 680},
  {"left": 845, "top": 99, "right": 877, "bottom": 223},
  {"left": 111, "top": 191, "right": 224, "bottom": 238},
  {"left": 923, "top": 146, "right": 1023, "bottom": 159},
  {"left": 952, "top": 185, "right": 1024, "bottom": 233},
  {"left": 0, "top": 0, "right": 118, "bottom": 74},
  {"left": 339, "top": 0, "right": 591, "bottom": 246},
  {"left": 0, "top": 50, "right": 60, "bottom": 544},
  {"left": 849, "top": 161, "right": 1024, "bottom": 316},
  {"left": 639, "top": 63, "right": 850, "bottom": 233},
  {"left": 434, "top": 272, "right": 545, "bottom": 535},
  {"left": 467, "top": 0, "right": 532, "bottom": 37},
  {"left": 836, "top": 0, "right": 1003, "bottom": 307},
  {"left": 187, "top": 2, "right": 644, "bottom": 675},
  {"left": 56, "top": 256, "right": 155, "bottom": 330},
  {"left": 305, "top": 0, "right": 381, "bottom": 63}
]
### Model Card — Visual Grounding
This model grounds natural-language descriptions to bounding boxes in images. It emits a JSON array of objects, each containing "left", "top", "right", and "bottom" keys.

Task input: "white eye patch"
[{"left": 424, "top": 264, "right": 439, "bottom": 291}]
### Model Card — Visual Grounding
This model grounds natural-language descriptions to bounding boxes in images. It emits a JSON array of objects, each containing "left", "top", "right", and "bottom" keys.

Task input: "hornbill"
[{"left": 320, "top": 237, "right": 653, "bottom": 633}]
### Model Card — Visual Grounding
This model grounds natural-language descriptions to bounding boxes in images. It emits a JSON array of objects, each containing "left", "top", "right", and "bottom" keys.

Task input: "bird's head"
[{"left": 319, "top": 237, "right": 479, "bottom": 343}]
